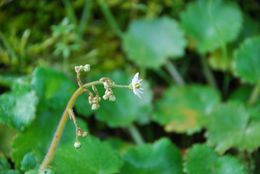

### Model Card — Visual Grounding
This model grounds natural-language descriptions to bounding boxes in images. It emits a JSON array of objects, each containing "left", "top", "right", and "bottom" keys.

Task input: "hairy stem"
[
  {"left": 40, "top": 81, "right": 103, "bottom": 170},
  {"left": 128, "top": 124, "right": 144, "bottom": 145},
  {"left": 165, "top": 61, "right": 185, "bottom": 85}
]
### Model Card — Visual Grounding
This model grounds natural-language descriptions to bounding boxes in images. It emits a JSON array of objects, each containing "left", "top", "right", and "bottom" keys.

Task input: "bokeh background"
[{"left": 0, "top": 0, "right": 260, "bottom": 174}]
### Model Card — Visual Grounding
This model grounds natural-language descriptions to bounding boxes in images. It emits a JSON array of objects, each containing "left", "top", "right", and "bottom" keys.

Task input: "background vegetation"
[{"left": 0, "top": 0, "right": 260, "bottom": 173}]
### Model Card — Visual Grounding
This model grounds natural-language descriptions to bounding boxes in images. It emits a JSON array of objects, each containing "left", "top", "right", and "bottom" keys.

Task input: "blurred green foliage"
[{"left": 0, "top": 0, "right": 260, "bottom": 173}]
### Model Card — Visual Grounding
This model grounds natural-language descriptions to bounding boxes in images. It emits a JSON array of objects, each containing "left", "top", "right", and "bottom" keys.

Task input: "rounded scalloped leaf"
[
  {"left": 181, "top": 0, "right": 242, "bottom": 54},
  {"left": 233, "top": 36, "right": 260, "bottom": 84},
  {"left": 53, "top": 136, "right": 123, "bottom": 174},
  {"left": 154, "top": 85, "right": 220, "bottom": 134},
  {"left": 96, "top": 71, "right": 153, "bottom": 127},
  {"left": 121, "top": 138, "right": 182, "bottom": 174},
  {"left": 0, "top": 80, "right": 38, "bottom": 131},
  {"left": 206, "top": 101, "right": 260, "bottom": 153},
  {"left": 184, "top": 144, "right": 247, "bottom": 174},
  {"left": 123, "top": 17, "right": 186, "bottom": 69}
]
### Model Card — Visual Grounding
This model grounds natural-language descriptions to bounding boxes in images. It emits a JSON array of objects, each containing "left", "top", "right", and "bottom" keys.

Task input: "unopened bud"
[
  {"left": 103, "top": 94, "right": 108, "bottom": 100},
  {"left": 91, "top": 103, "right": 99, "bottom": 110},
  {"left": 109, "top": 95, "right": 116, "bottom": 101},
  {"left": 82, "top": 131, "right": 88, "bottom": 137},
  {"left": 74, "top": 141, "right": 81, "bottom": 149},
  {"left": 82, "top": 64, "right": 90, "bottom": 72}
]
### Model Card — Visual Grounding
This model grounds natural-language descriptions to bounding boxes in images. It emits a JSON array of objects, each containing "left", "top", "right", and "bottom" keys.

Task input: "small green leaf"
[
  {"left": 206, "top": 102, "right": 260, "bottom": 153},
  {"left": 181, "top": 0, "right": 242, "bottom": 53},
  {"left": 96, "top": 71, "right": 153, "bottom": 127},
  {"left": 53, "top": 136, "right": 123, "bottom": 174},
  {"left": 0, "top": 153, "right": 10, "bottom": 171},
  {"left": 20, "top": 152, "right": 37, "bottom": 172},
  {"left": 233, "top": 36, "right": 260, "bottom": 84},
  {"left": 154, "top": 85, "right": 220, "bottom": 134},
  {"left": 0, "top": 80, "right": 38, "bottom": 130},
  {"left": 208, "top": 49, "right": 233, "bottom": 71},
  {"left": 123, "top": 17, "right": 186, "bottom": 69},
  {"left": 121, "top": 138, "right": 182, "bottom": 174},
  {"left": 184, "top": 144, "right": 247, "bottom": 174}
]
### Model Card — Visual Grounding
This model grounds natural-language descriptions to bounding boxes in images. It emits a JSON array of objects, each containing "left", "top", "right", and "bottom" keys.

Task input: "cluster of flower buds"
[
  {"left": 76, "top": 128, "right": 88, "bottom": 137},
  {"left": 75, "top": 64, "right": 90, "bottom": 73},
  {"left": 88, "top": 93, "right": 101, "bottom": 110},
  {"left": 73, "top": 128, "right": 88, "bottom": 149},
  {"left": 100, "top": 78, "right": 116, "bottom": 101}
]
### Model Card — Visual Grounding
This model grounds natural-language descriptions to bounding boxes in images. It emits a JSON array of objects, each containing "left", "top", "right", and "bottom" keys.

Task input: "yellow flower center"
[{"left": 135, "top": 83, "right": 141, "bottom": 89}]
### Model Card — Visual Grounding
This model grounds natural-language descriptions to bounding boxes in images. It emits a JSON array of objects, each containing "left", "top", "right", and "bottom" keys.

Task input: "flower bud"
[
  {"left": 74, "top": 141, "right": 81, "bottom": 149},
  {"left": 109, "top": 95, "right": 116, "bottom": 101},
  {"left": 82, "top": 64, "right": 90, "bottom": 72},
  {"left": 91, "top": 103, "right": 100, "bottom": 110}
]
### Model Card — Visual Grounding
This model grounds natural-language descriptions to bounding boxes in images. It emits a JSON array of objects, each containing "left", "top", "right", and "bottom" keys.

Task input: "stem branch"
[{"left": 40, "top": 81, "right": 102, "bottom": 170}]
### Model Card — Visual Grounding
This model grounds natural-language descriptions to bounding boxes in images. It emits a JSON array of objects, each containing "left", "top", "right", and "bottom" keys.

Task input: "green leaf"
[
  {"left": 123, "top": 17, "right": 186, "bottom": 69},
  {"left": 154, "top": 85, "right": 220, "bottom": 134},
  {"left": 206, "top": 102, "right": 260, "bottom": 153},
  {"left": 0, "top": 153, "right": 10, "bottom": 171},
  {"left": 96, "top": 71, "right": 153, "bottom": 127},
  {"left": 233, "top": 36, "right": 260, "bottom": 84},
  {"left": 31, "top": 67, "right": 75, "bottom": 111},
  {"left": 20, "top": 152, "right": 37, "bottom": 172},
  {"left": 121, "top": 138, "right": 182, "bottom": 174},
  {"left": 0, "top": 79, "right": 38, "bottom": 130},
  {"left": 184, "top": 144, "right": 247, "bottom": 174},
  {"left": 52, "top": 136, "right": 123, "bottom": 174},
  {"left": 181, "top": 0, "right": 242, "bottom": 53},
  {"left": 208, "top": 49, "right": 233, "bottom": 71}
]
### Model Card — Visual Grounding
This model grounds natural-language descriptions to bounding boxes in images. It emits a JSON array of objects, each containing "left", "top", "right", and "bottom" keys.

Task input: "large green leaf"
[
  {"left": 0, "top": 79, "right": 38, "bottom": 130},
  {"left": 96, "top": 71, "right": 153, "bottom": 127},
  {"left": 206, "top": 102, "right": 260, "bottom": 153},
  {"left": 154, "top": 85, "right": 220, "bottom": 134},
  {"left": 181, "top": 0, "right": 242, "bottom": 54},
  {"left": 121, "top": 138, "right": 182, "bottom": 174},
  {"left": 123, "top": 17, "right": 186, "bottom": 69},
  {"left": 53, "top": 136, "right": 123, "bottom": 174},
  {"left": 233, "top": 36, "right": 260, "bottom": 84},
  {"left": 184, "top": 144, "right": 247, "bottom": 174}
]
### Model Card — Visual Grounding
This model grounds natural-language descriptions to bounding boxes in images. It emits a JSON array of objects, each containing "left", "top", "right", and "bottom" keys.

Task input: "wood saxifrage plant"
[{"left": 39, "top": 64, "right": 143, "bottom": 170}]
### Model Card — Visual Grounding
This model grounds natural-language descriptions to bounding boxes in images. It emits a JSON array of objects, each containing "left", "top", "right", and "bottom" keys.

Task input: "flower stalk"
[{"left": 40, "top": 65, "right": 144, "bottom": 170}]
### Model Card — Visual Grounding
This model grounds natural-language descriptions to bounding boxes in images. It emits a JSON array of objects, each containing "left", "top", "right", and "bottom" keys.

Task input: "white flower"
[{"left": 131, "top": 72, "right": 143, "bottom": 98}]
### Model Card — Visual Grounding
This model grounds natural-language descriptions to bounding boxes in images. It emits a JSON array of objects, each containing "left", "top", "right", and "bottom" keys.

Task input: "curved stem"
[
  {"left": 40, "top": 81, "right": 102, "bottom": 170},
  {"left": 128, "top": 124, "right": 144, "bottom": 145}
]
